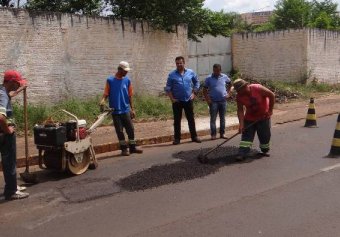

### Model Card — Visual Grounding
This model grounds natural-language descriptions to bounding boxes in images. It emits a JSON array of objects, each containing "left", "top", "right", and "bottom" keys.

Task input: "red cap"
[{"left": 3, "top": 70, "right": 27, "bottom": 86}]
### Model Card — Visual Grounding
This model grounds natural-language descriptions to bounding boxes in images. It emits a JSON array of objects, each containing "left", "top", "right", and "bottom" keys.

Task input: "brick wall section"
[
  {"left": 307, "top": 29, "right": 340, "bottom": 84},
  {"left": 232, "top": 29, "right": 307, "bottom": 82},
  {"left": 0, "top": 8, "right": 187, "bottom": 104},
  {"left": 232, "top": 28, "right": 340, "bottom": 84}
]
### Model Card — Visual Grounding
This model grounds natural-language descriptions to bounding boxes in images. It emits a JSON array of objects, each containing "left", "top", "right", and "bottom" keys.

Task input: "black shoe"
[
  {"left": 129, "top": 144, "right": 143, "bottom": 154},
  {"left": 121, "top": 150, "right": 130, "bottom": 156},
  {"left": 256, "top": 152, "right": 270, "bottom": 158},
  {"left": 220, "top": 134, "right": 227, "bottom": 139},
  {"left": 192, "top": 137, "right": 201, "bottom": 143},
  {"left": 173, "top": 139, "right": 180, "bottom": 145},
  {"left": 130, "top": 148, "right": 143, "bottom": 154},
  {"left": 235, "top": 154, "right": 246, "bottom": 162}
]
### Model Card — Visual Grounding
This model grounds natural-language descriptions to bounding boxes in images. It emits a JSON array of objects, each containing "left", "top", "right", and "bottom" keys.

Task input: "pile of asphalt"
[{"left": 118, "top": 146, "right": 259, "bottom": 192}]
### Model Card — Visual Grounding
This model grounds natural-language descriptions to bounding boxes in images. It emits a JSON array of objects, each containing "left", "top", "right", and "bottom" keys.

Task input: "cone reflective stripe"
[
  {"left": 328, "top": 114, "right": 340, "bottom": 158},
  {"left": 304, "top": 98, "right": 317, "bottom": 127}
]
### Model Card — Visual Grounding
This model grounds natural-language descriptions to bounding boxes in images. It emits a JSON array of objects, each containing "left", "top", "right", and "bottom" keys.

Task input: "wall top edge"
[{"left": 233, "top": 28, "right": 340, "bottom": 37}]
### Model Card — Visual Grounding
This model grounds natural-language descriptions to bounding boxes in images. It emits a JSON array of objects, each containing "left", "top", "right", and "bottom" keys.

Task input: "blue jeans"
[
  {"left": 209, "top": 101, "right": 227, "bottom": 136},
  {"left": 0, "top": 132, "right": 17, "bottom": 197}
]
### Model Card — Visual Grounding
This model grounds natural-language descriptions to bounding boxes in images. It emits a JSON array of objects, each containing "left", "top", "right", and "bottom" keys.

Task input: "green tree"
[
  {"left": 312, "top": 11, "right": 332, "bottom": 28},
  {"left": 272, "top": 0, "right": 312, "bottom": 29},
  {"left": 0, "top": 0, "right": 11, "bottom": 7},
  {"left": 27, "top": 0, "right": 102, "bottom": 15},
  {"left": 26, "top": 0, "right": 244, "bottom": 40},
  {"left": 309, "top": 0, "right": 339, "bottom": 29},
  {"left": 271, "top": 0, "right": 340, "bottom": 30}
]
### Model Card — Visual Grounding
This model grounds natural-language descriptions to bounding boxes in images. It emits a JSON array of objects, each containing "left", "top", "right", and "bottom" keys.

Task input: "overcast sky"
[{"left": 204, "top": 0, "right": 340, "bottom": 13}]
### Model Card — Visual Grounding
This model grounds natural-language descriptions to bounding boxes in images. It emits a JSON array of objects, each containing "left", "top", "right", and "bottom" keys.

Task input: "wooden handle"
[{"left": 23, "top": 88, "right": 29, "bottom": 169}]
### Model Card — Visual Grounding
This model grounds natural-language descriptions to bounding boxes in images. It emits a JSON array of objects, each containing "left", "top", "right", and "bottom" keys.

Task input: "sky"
[{"left": 204, "top": 0, "right": 340, "bottom": 13}]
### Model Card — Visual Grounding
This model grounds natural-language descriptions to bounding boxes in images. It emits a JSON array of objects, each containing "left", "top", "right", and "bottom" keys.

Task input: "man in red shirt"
[{"left": 233, "top": 79, "right": 275, "bottom": 161}]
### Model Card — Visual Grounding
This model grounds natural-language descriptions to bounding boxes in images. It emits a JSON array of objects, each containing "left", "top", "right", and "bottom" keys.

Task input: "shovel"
[
  {"left": 197, "top": 120, "right": 258, "bottom": 164},
  {"left": 20, "top": 88, "right": 39, "bottom": 184}
]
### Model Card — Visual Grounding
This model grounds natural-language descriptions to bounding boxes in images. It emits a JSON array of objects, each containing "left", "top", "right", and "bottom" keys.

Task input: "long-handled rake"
[{"left": 197, "top": 120, "right": 258, "bottom": 164}]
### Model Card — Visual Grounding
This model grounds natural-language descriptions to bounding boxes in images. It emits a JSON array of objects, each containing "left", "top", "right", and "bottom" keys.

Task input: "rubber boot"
[
  {"left": 129, "top": 144, "right": 143, "bottom": 154},
  {"left": 121, "top": 145, "right": 130, "bottom": 156}
]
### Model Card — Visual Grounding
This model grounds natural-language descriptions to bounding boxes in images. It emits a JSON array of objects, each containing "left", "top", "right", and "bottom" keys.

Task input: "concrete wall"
[
  {"left": 188, "top": 35, "right": 231, "bottom": 81},
  {"left": 0, "top": 8, "right": 187, "bottom": 104},
  {"left": 232, "top": 29, "right": 308, "bottom": 82},
  {"left": 307, "top": 29, "right": 340, "bottom": 84},
  {"left": 232, "top": 28, "right": 340, "bottom": 84}
]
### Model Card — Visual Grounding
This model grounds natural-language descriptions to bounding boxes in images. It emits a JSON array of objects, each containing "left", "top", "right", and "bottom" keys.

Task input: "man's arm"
[
  {"left": 203, "top": 87, "right": 211, "bottom": 104},
  {"left": 165, "top": 75, "right": 177, "bottom": 103},
  {"left": 191, "top": 73, "right": 200, "bottom": 100},
  {"left": 100, "top": 82, "right": 110, "bottom": 111},
  {"left": 0, "top": 114, "right": 13, "bottom": 134},
  {"left": 259, "top": 85, "right": 275, "bottom": 116},
  {"left": 9, "top": 84, "right": 28, "bottom": 98},
  {"left": 128, "top": 82, "right": 136, "bottom": 118},
  {"left": 237, "top": 101, "right": 245, "bottom": 133}
]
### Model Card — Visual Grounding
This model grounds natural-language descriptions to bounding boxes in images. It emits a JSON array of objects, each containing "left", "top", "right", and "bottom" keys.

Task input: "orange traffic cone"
[
  {"left": 328, "top": 114, "right": 340, "bottom": 158},
  {"left": 304, "top": 98, "right": 317, "bottom": 127}
]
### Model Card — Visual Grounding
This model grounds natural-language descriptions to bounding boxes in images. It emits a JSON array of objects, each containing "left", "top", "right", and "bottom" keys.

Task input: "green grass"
[
  {"left": 259, "top": 80, "right": 340, "bottom": 99},
  {"left": 134, "top": 94, "right": 173, "bottom": 120}
]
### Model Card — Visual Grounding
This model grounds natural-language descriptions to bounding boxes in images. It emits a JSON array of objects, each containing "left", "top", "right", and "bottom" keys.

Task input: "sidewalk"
[{"left": 10, "top": 94, "right": 340, "bottom": 168}]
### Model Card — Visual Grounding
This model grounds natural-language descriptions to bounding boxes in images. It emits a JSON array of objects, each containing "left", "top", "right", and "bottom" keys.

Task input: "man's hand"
[
  {"left": 130, "top": 110, "right": 136, "bottom": 119},
  {"left": 99, "top": 98, "right": 106, "bottom": 112},
  {"left": 238, "top": 124, "right": 244, "bottom": 134},
  {"left": 265, "top": 110, "right": 273, "bottom": 117},
  {"left": 7, "top": 125, "right": 15, "bottom": 134},
  {"left": 206, "top": 98, "right": 212, "bottom": 105},
  {"left": 190, "top": 93, "right": 195, "bottom": 100},
  {"left": 99, "top": 104, "right": 105, "bottom": 112},
  {"left": 8, "top": 85, "right": 28, "bottom": 97},
  {"left": 171, "top": 98, "right": 178, "bottom": 103}
]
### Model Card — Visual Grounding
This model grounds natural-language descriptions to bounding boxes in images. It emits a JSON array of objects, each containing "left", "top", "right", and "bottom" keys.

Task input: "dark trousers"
[
  {"left": 112, "top": 112, "right": 135, "bottom": 149},
  {"left": 172, "top": 100, "right": 198, "bottom": 140},
  {"left": 209, "top": 101, "right": 226, "bottom": 136},
  {"left": 0, "top": 133, "right": 17, "bottom": 197},
  {"left": 239, "top": 118, "right": 271, "bottom": 155}
]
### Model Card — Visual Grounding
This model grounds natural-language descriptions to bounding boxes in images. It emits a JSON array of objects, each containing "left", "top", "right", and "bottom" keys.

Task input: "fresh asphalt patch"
[
  {"left": 39, "top": 146, "right": 261, "bottom": 202},
  {"left": 118, "top": 146, "right": 261, "bottom": 192}
]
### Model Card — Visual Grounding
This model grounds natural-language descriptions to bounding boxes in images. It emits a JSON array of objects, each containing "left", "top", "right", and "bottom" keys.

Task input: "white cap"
[{"left": 118, "top": 61, "right": 131, "bottom": 71}]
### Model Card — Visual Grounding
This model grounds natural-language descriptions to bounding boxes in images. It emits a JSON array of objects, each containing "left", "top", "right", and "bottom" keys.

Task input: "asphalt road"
[{"left": 1, "top": 114, "right": 340, "bottom": 237}]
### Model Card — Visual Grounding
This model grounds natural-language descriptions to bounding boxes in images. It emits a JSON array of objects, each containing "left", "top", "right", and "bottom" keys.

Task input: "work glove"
[{"left": 99, "top": 104, "right": 105, "bottom": 113}]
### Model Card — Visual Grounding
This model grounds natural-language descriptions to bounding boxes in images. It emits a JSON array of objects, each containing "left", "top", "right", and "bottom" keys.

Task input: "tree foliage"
[
  {"left": 270, "top": 0, "right": 340, "bottom": 30},
  {"left": 25, "top": 0, "right": 243, "bottom": 40},
  {"left": 0, "top": 0, "right": 11, "bottom": 7},
  {"left": 26, "top": 0, "right": 102, "bottom": 15}
]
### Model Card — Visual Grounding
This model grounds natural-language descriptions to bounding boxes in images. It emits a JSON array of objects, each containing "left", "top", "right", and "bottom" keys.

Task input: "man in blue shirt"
[
  {"left": 203, "top": 64, "right": 231, "bottom": 140},
  {"left": 0, "top": 70, "right": 29, "bottom": 200},
  {"left": 165, "top": 56, "right": 201, "bottom": 145}
]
